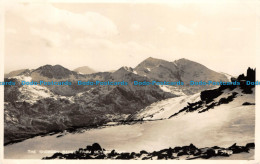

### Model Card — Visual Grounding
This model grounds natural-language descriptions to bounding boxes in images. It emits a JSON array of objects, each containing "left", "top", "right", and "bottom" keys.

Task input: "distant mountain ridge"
[
  {"left": 5, "top": 69, "right": 31, "bottom": 78},
  {"left": 4, "top": 57, "right": 230, "bottom": 96},
  {"left": 134, "top": 57, "right": 228, "bottom": 84},
  {"left": 73, "top": 66, "right": 96, "bottom": 75},
  {"left": 6, "top": 57, "right": 229, "bottom": 81},
  {"left": 134, "top": 57, "right": 229, "bottom": 95}
]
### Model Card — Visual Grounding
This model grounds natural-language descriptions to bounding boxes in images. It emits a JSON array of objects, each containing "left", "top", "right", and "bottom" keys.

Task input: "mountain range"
[{"left": 4, "top": 57, "right": 231, "bottom": 145}]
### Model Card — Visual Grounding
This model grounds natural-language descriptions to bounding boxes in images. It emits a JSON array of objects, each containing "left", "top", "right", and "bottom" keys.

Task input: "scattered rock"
[
  {"left": 242, "top": 102, "right": 255, "bottom": 106},
  {"left": 246, "top": 143, "right": 255, "bottom": 149},
  {"left": 43, "top": 142, "right": 255, "bottom": 160}
]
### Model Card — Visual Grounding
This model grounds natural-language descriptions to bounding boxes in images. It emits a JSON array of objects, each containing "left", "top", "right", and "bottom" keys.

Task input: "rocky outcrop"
[
  {"left": 43, "top": 142, "right": 255, "bottom": 160},
  {"left": 169, "top": 67, "right": 255, "bottom": 118}
]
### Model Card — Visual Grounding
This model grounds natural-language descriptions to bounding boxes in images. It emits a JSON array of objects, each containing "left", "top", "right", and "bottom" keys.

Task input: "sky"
[{"left": 4, "top": 1, "right": 258, "bottom": 76}]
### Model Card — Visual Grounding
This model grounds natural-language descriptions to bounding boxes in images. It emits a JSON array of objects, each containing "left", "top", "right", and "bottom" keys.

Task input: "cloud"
[
  {"left": 4, "top": 2, "right": 256, "bottom": 76},
  {"left": 191, "top": 22, "right": 198, "bottom": 28},
  {"left": 74, "top": 37, "right": 153, "bottom": 53},
  {"left": 130, "top": 23, "right": 140, "bottom": 31},
  {"left": 30, "top": 28, "right": 69, "bottom": 47},
  {"left": 7, "top": 3, "right": 118, "bottom": 37},
  {"left": 158, "top": 27, "right": 166, "bottom": 33},
  {"left": 176, "top": 24, "right": 195, "bottom": 35},
  {"left": 6, "top": 28, "right": 17, "bottom": 34},
  {"left": 227, "top": 27, "right": 243, "bottom": 31}
]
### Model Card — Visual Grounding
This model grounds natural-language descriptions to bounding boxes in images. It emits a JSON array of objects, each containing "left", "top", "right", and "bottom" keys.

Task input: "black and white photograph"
[{"left": 0, "top": 0, "right": 259, "bottom": 162}]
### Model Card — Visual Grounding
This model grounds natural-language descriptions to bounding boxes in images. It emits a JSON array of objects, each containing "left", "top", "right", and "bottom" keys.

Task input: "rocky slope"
[
  {"left": 5, "top": 69, "right": 31, "bottom": 78},
  {"left": 4, "top": 66, "right": 173, "bottom": 145},
  {"left": 128, "top": 67, "right": 255, "bottom": 121}
]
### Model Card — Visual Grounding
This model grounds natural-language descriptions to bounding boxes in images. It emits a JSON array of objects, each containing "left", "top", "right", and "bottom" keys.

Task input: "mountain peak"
[
  {"left": 174, "top": 58, "right": 205, "bottom": 68},
  {"left": 117, "top": 66, "right": 134, "bottom": 73},
  {"left": 111, "top": 66, "right": 138, "bottom": 81},
  {"left": 36, "top": 64, "right": 66, "bottom": 70},
  {"left": 145, "top": 57, "right": 159, "bottom": 61},
  {"left": 174, "top": 58, "right": 194, "bottom": 63},
  {"left": 176, "top": 58, "right": 190, "bottom": 61},
  {"left": 135, "top": 57, "right": 169, "bottom": 69},
  {"left": 143, "top": 57, "right": 165, "bottom": 63},
  {"left": 33, "top": 64, "right": 73, "bottom": 79},
  {"left": 73, "top": 66, "right": 96, "bottom": 74}
]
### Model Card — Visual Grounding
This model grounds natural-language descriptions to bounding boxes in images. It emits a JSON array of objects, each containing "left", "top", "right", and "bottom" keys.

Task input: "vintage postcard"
[{"left": 0, "top": 0, "right": 259, "bottom": 163}]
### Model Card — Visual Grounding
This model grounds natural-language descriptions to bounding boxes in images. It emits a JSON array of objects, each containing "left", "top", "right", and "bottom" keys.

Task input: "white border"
[{"left": 0, "top": 0, "right": 259, "bottom": 164}]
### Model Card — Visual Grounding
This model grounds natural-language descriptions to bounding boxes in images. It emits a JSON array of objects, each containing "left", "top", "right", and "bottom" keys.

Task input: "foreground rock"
[{"left": 43, "top": 142, "right": 254, "bottom": 160}]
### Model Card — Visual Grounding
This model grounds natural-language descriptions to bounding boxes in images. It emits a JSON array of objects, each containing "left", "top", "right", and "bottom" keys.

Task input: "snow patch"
[
  {"left": 18, "top": 84, "right": 54, "bottom": 104},
  {"left": 159, "top": 86, "right": 186, "bottom": 96},
  {"left": 132, "top": 93, "right": 201, "bottom": 120},
  {"left": 14, "top": 75, "right": 32, "bottom": 82},
  {"left": 159, "top": 85, "right": 172, "bottom": 93},
  {"left": 14, "top": 75, "right": 74, "bottom": 104}
]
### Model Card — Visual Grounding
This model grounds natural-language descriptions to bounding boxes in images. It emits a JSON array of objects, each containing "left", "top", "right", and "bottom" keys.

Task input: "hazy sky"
[{"left": 4, "top": 1, "right": 258, "bottom": 76}]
